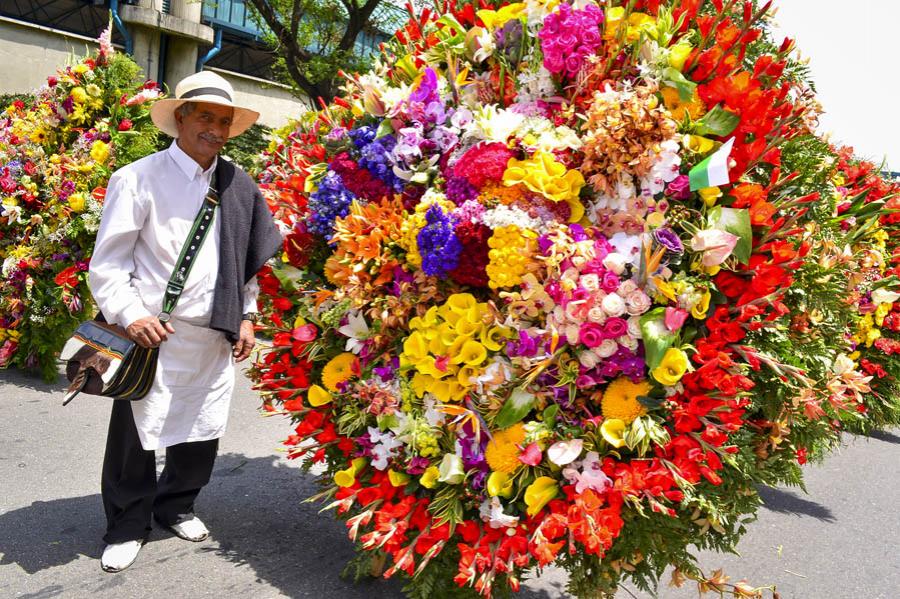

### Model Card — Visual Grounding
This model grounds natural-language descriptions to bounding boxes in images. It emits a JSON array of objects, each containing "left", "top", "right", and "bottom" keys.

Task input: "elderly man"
[{"left": 89, "top": 71, "right": 282, "bottom": 572}]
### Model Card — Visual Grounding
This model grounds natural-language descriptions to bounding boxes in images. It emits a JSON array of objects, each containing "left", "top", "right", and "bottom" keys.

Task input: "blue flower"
[
  {"left": 349, "top": 125, "right": 404, "bottom": 191},
  {"left": 417, "top": 205, "right": 462, "bottom": 278},
  {"left": 308, "top": 171, "right": 354, "bottom": 237}
]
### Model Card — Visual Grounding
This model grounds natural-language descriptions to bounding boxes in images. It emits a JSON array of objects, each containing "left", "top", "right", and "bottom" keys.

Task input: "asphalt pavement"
[{"left": 1, "top": 366, "right": 898, "bottom": 599}]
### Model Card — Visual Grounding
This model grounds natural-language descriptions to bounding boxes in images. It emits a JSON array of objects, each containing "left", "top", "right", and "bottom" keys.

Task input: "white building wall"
[
  {"left": 0, "top": 17, "right": 98, "bottom": 95},
  {"left": 209, "top": 68, "right": 308, "bottom": 128}
]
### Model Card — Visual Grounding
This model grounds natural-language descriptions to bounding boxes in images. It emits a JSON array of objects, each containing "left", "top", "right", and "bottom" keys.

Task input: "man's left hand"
[{"left": 233, "top": 320, "right": 256, "bottom": 362}]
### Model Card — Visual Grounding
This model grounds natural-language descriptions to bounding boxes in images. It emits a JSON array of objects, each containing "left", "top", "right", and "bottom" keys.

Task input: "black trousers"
[{"left": 101, "top": 399, "right": 218, "bottom": 544}]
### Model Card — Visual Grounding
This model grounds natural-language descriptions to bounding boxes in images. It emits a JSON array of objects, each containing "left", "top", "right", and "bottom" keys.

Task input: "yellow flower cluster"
[
  {"left": 854, "top": 314, "right": 881, "bottom": 348},
  {"left": 401, "top": 293, "right": 507, "bottom": 402},
  {"left": 604, "top": 7, "right": 656, "bottom": 43},
  {"left": 0, "top": 328, "right": 22, "bottom": 342},
  {"left": 599, "top": 377, "right": 650, "bottom": 424},
  {"left": 486, "top": 225, "right": 538, "bottom": 289},
  {"left": 502, "top": 151, "right": 585, "bottom": 222},
  {"left": 485, "top": 422, "right": 525, "bottom": 473}
]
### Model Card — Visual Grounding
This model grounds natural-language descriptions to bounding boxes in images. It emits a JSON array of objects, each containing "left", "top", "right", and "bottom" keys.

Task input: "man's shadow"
[{"left": 0, "top": 453, "right": 559, "bottom": 598}]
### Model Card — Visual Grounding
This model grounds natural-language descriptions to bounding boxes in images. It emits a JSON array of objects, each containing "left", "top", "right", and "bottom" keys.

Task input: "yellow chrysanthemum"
[
  {"left": 321, "top": 352, "right": 358, "bottom": 392},
  {"left": 599, "top": 377, "right": 650, "bottom": 424},
  {"left": 485, "top": 423, "right": 525, "bottom": 474}
]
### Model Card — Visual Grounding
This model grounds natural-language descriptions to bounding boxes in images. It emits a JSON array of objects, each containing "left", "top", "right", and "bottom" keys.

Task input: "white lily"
[{"left": 338, "top": 310, "right": 369, "bottom": 354}]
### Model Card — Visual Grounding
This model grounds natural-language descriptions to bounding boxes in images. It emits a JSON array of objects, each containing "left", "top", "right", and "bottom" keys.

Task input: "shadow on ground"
[
  {"left": 757, "top": 486, "right": 835, "bottom": 522},
  {"left": 0, "top": 452, "right": 558, "bottom": 598},
  {"left": 0, "top": 366, "right": 68, "bottom": 394}
]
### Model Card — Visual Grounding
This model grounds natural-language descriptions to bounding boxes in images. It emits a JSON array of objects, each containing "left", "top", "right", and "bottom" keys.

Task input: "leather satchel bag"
[{"left": 60, "top": 175, "right": 220, "bottom": 406}]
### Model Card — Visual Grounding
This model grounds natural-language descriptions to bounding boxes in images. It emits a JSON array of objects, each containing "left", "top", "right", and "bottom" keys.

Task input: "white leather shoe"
[
  {"left": 168, "top": 516, "right": 209, "bottom": 542},
  {"left": 100, "top": 540, "right": 143, "bottom": 573}
]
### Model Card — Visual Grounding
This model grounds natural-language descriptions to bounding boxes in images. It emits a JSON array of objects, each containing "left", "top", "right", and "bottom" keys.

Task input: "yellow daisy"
[
  {"left": 485, "top": 423, "right": 525, "bottom": 474},
  {"left": 599, "top": 377, "right": 651, "bottom": 425},
  {"left": 321, "top": 352, "right": 358, "bottom": 392}
]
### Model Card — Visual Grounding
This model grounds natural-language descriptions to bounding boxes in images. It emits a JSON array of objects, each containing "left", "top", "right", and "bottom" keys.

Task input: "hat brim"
[{"left": 150, "top": 95, "right": 261, "bottom": 139}]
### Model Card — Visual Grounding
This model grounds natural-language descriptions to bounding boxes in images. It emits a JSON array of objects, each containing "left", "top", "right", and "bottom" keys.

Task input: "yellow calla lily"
[
  {"left": 601, "top": 419, "right": 627, "bottom": 448},
  {"left": 698, "top": 186, "right": 722, "bottom": 208},
  {"left": 692, "top": 290, "right": 712, "bottom": 320},
  {"left": 388, "top": 469, "right": 411, "bottom": 487},
  {"left": 651, "top": 348, "right": 690, "bottom": 386},
  {"left": 334, "top": 457, "right": 367, "bottom": 487},
  {"left": 307, "top": 384, "right": 333, "bottom": 407},
  {"left": 487, "top": 471, "right": 515, "bottom": 498},
  {"left": 420, "top": 466, "right": 440, "bottom": 489},
  {"left": 524, "top": 476, "right": 559, "bottom": 517}
]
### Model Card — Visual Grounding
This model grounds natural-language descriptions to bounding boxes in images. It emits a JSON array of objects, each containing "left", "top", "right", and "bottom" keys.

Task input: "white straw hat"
[{"left": 150, "top": 70, "right": 260, "bottom": 139}]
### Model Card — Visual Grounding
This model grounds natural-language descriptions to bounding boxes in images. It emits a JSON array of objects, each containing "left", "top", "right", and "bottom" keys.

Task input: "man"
[{"left": 88, "top": 71, "right": 283, "bottom": 573}]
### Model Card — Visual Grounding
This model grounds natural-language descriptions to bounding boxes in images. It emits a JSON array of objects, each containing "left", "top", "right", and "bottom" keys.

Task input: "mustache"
[{"left": 199, "top": 133, "right": 225, "bottom": 144}]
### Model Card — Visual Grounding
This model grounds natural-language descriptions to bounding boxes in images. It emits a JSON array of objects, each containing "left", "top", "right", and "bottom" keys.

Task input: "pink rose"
[
  {"left": 600, "top": 271, "right": 620, "bottom": 292},
  {"left": 602, "top": 317, "right": 628, "bottom": 339},
  {"left": 579, "top": 322, "right": 605, "bottom": 348},
  {"left": 625, "top": 290, "right": 652, "bottom": 316}
]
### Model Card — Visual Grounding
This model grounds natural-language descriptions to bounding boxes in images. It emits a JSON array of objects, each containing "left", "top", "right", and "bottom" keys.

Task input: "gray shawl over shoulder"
[{"left": 210, "top": 159, "right": 282, "bottom": 342}]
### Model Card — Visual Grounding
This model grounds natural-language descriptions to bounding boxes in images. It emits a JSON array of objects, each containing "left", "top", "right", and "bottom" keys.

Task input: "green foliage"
[{"left": 223, "top": 123, "right": 273, "bottom": 174}]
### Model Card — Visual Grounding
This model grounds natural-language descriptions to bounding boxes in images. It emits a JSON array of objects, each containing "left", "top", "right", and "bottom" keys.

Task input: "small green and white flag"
[{"left": 689, "top": 137, "right": 735, "bottom": 191}]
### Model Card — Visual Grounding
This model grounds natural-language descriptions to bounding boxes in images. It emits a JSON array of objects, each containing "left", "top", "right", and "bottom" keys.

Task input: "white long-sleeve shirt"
[
  {"left": 90, "top": 142, "right": 258, "bottom": 329},
  {"left": 89, "top": 142, "right": 257, "bottom": 449}
]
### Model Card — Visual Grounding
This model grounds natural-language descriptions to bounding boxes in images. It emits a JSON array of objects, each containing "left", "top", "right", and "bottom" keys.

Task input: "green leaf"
[
  {"left": 543, "top": 404, "right": 560, "bottom": 426},
  {"left": 375, "top": 118, "right": 394, "bottom": 139},
  {"left": 494, "top": 388, "right": 536, "bottom": 429},
  {"left": 662, "top": 67, "right": 697, "bottom": 102},
  {"left": 640, "top": 308, "right": 677, "bottom": 370},
  {"left": 693, "top": 104, "right": 740, "bottom": 137},
  {"left": 271, "top": 263, "right": 305, "bottom": 294},
  {"left": 711, "top": 206, "right": 752, "bottom": 264}
]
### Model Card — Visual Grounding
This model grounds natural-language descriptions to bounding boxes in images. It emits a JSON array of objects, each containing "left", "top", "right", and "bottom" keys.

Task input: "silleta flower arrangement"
[
  {"left": 0, "top": 26, "right": 161, "bottom": 379},
  {"left": 250, "top": 1, "right": 899, "bottom": 596}
]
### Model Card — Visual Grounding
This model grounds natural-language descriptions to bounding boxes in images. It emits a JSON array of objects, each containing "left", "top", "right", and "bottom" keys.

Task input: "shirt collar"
[{"left": 168, "top": 141, "right": 218, "bottom": 181}]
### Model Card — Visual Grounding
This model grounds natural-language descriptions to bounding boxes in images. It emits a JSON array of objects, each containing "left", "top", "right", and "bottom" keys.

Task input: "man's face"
[{"left": 174, "top": 102, "right": 233, "bottom": 165}]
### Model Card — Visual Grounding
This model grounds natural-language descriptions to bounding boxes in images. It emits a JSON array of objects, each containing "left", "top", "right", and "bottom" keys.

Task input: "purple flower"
[
  {"left": 666, "top": 175, "right": 691, "bottom": 200},
  {"left": 508, "top": 330, "right": 540, "bottom": 357},
  {"left": 654, "top": 228, "right": 684, "bottom": 253},
  {"left": 446, "top": 176, "right": 479, "bottom": 204},
  {"left": 417, "top": 205, "right": 462, "bottom": 278}
]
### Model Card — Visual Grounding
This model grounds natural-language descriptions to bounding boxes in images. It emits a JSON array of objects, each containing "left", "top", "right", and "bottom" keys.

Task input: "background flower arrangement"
[
  {"left": 0, "top": 27, "right": 162, "bottom": 380},
  {"left": 248, "top": 0, "right": 898, "bottom": 597}
]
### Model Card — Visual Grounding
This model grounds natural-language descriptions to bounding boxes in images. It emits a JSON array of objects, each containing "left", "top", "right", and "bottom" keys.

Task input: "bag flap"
[{"left": 61, "top": 321, "right": 134, "bottom": 385}]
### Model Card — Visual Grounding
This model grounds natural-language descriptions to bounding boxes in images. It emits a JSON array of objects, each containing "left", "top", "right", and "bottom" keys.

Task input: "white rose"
[
  {"left": 587, "top": 306, "right": 607, "bottom": 324},
  {"left": 627, "top": 315, "right": 643, "bottom": 338},
  {"left": 601, "top": 293, "right": 626, "bottom": 317},
  {"left": 580, "top": 273, "right": 600, "bottom": 292},
  {"left": 602, "top": 252, "right": 627, "bottom": 274},
  {"left": 595, "top": 339, "right": 618, "bottom": 358},
  {"left": 625, "top": 290, "right": 652, "bottom": 315},
  {"left": 617, "top": 279, "right": 638, "bottom": 296},
  {"left": 618, "top": 335, "right": 638, "bottom": 351},
  {"left": 579, "top": 351, "right": 600, "bottom": 369}
]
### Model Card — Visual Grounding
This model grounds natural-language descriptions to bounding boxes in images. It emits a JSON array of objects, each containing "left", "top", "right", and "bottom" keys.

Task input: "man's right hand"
[{"left": 126, "top": 316, "right": 175, "bottom": 348}]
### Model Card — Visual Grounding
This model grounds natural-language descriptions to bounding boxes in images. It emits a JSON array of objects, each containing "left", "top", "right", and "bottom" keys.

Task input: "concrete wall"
[
  {"left": 0, "top": 17, "right": 98, "bottom": 95},
  {"left": 0, "top": 16, "right": 309, "bottom": 129},
  {"left": 209, "top": 68, "right": 309, "bottom": 128}
]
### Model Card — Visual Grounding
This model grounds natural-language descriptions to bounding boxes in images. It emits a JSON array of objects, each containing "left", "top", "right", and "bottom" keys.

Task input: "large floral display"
[
  {"left": 249, "top": 1, "right": 899, "bottom": 596},
  {"left": 0, "top": 28, "right": 161, "bottom": 379}
]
